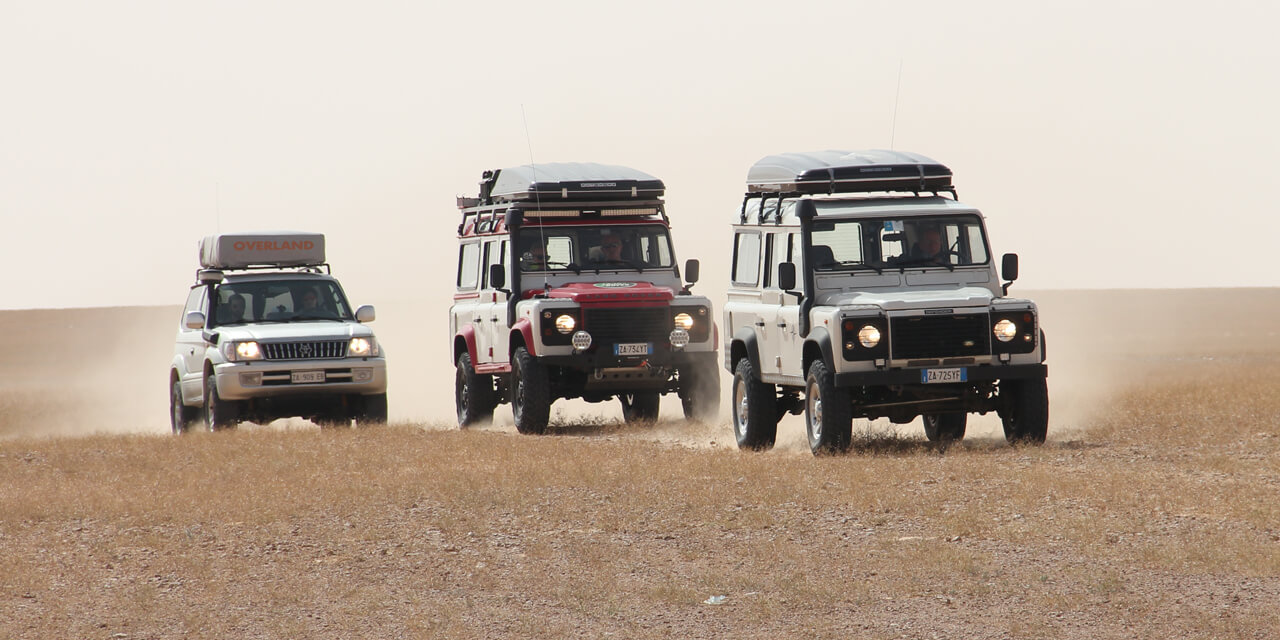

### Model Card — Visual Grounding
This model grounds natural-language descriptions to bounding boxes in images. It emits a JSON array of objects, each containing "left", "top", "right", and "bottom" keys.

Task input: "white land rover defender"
[
  {"left": 169, "top": 232, "right": 388, "bottom": 432},
  {"left": 449, "top": 163, "right": 720, "bottom": 434},
  {"left": 724, "top": 150, "right": 1048, "bottom": 454}
]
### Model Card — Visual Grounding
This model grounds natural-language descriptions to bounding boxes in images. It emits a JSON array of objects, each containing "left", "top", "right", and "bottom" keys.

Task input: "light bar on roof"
[{"left": 521, "top": 207, "right": 661, "bottom": 218}]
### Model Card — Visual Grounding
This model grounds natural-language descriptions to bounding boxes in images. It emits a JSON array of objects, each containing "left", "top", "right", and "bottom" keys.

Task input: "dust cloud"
[{"left": 3, "top": 288, "right": 1276, "bottom": 443}]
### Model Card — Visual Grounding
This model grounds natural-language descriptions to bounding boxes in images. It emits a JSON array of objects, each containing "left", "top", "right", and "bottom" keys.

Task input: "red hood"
[{"left": 524, "top": 281, "right": 675, "bottom": 303}]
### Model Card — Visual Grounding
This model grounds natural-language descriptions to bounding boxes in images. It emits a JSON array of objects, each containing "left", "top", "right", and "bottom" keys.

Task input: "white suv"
[
  {"left": 169, "top": 232, "right": 388, "bottom": 432},
  {"left": 724, "top": 150, "right": 1048, "bottom": 453}
]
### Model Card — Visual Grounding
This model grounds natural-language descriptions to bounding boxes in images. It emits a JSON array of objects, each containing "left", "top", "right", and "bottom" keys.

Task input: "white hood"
[
  {"left": 215, "top": 320, "right": 372, "bottom": 342},
  {"left": 819, "top": 286, "right": 995, "bottom": 311}
]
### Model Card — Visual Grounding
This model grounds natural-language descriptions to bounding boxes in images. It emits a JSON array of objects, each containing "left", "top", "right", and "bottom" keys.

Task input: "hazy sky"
[{"left": 2, "top": 1, "right": 1277, "bottom": 310}]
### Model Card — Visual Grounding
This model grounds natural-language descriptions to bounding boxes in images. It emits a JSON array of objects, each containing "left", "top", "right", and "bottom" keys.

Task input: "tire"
[
  {"left": 511, "top": 346, "right": 550, "bottom": 435},
  {"left": 804, "top": 360, "right": 852, "bottom": 454},
  {"left": 679, "top": 358, "right": 721, "bottom": 422},
  {"left": 358, "top": 393, "right": 388, "bottom": 426},
  {"left": 1001, "top": 378, "right": 1049, "bottom": 444},
  {"left": 455, "top": 352, "right": 495, "bottom": 427},
  {"left": 170, "top": 377, "right": 198, "bottom": 434},
  {"left": 619, "top": 393, "right": 661, "bottom": 424},
  {"left": 923, "top": 413, "right": 967, "bottom": 443},
  {"left": 203, "top": 374, "right": 238, "bottom": 431},
  {"left": 731, "top": 357, "right": 777, "bottom": 451}
]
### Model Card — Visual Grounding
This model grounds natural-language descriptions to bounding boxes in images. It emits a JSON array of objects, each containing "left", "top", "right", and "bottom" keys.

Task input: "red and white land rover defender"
[{"left": 449, "top": 163, "right": 720, "bottom": 434}]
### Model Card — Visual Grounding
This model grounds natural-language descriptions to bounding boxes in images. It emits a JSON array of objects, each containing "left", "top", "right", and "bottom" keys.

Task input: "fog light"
[
  {"left": 353, "top": 368, "right": 373, "bottom": 382},
  {"left": 238, "top": 372, "right": 262, "bottom": 386},
  {"left": 572, "top": 330, "right": 593, "bottom": 351},
  {"left": 669, "top": 328, "right": 690, "bottom": 349}
]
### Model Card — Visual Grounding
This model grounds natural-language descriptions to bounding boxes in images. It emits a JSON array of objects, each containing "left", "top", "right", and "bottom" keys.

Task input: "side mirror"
[
  {"left": 1001, "top": 253, "right": 1019, "bottom": 282},
  {"left": 778, "top": 262, "right": 797, "bottom": 292},
  {"left": 684, "top": 259, "right": 700, "bottom": 284},
  {"left": 488, "top": 263, "right": 506, "bottom": 290},
  {"left": 184, "top": 311, "right": 206, "bottom": 330},
  {"left": 355, "top": 305, "right": 376, "bottom": 323}
]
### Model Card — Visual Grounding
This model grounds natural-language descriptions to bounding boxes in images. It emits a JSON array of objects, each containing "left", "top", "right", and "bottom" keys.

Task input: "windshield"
[
  {"left": 211, "top": 279, "right": 353, "bottom": 326},
  {"left": 517, "top": 224, "right": 674, "bottom": 272},
  {"left": 809, "top": 215, "right": 989, "bottom": 271}
]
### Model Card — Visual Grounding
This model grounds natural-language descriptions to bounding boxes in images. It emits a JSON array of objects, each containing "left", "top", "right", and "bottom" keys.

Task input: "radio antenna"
[
  {"left": 889, "top": 59, "right": 903, "bottom": 150},
  {"left": 520, "top": 104, "right": 550, "bottom": 290}
]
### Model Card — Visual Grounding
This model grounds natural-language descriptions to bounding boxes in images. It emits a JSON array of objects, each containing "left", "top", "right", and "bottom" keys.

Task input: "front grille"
[
  {"left": 583, "top": 306, "right": 669, "bottom": 341},
  {"left": 890, "top": 313, "right": 990, "bottom": 360},
  {"left": 262, "top": 341, "right": 348, "bottom": 361}
]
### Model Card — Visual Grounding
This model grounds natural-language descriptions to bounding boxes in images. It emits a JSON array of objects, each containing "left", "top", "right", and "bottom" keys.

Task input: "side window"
[
  {"left": 181, "top": 287, "right": 205, "bottom": 325},
  {"left": 457, "top": 242, "right": 480, "bottom": 290},
  {"left": 766, "top": 232, "right": 791, "bottom": 289},
  {"left": 731, "top": 232, "right": 761, "bottom": 286},
  {"left": 481, "top": 239, "right": 503, "bottom": 289}
]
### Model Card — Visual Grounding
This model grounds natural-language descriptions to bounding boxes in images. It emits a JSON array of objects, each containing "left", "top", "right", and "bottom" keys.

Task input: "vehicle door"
[
  {"left": 481, "top": 238, "right": 511, "bottom": 365},
  {"left": 452, "top": 240, "right": 483, "bottom": 364},
  {"left": 771, "top": 232, "right": 805, "bottom": 380},
  {"left": 727, "top": 230, "right": 773, "bottom": 377},
  {"left": 176, "top": 285, "right": 209, "bottom": 400}
]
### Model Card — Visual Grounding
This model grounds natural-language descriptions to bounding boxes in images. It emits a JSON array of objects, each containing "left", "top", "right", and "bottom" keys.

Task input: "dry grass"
[{"left": 2, "top": 291, "right": 1280, "bottom": 638}]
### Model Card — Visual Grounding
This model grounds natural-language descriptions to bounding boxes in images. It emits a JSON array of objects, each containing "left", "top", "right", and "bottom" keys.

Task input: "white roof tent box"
[
  {"left": 747, "top": 149, "right": 953, "bottom": 195},
  {"left": 199, "top": 232, "right": 326, "bottom": 269},
  {"left": 477, "top": 162, "right": 665, "bottom": 205}
]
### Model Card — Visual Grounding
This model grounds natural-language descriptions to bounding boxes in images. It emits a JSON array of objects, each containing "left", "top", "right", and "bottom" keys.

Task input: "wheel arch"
[
  {"left": 730, "top": 327, "right": 761, "bottom": 374},
  {"left": 803, "top": 327, "right": 835, "bottom": 377}
]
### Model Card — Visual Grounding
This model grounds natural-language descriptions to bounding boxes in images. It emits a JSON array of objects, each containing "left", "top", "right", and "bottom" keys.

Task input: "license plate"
[
  {"left": 921, "top": 367, "right": 966, "bottom": 384},
  {"left": 613, "top": 343, "right": 652, "bottom": 356},
  {"left": 291, "top": 370, "right": 325, "bottom": 384}
]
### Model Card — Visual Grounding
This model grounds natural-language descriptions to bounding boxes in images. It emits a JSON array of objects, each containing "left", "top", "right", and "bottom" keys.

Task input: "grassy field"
[{"left": 2, "top": 290, "right": 1279, "bottom": 638}]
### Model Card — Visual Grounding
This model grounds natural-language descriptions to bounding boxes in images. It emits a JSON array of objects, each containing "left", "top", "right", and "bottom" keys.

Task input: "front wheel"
[
  {"left": 357, "top": 393, "right": 388, "bottom": 426},
  {"left": 923, "top": 413, "right": 967, "bottom": 443},
  {"left": 679, "top": 358, "right": 721, "bottom": 422},
  {"left": 170, "top": 378, "right": 198, "bottom": 434},
  {"left": 203, "top": 374, "right": 239, "bottom": 431},
  {"left": 511, "top": 347, "right": 550, "bottom": 435},
  {"left": 732, "top": 358, "right": 777, "bottom": 451},
  {"left": 1001, "top": 378, "right": 1049, "bottom": 444},
  {"left": 619, "top": 393, "right": 660, "bottom": 423},
  {"left": 805, "top": 360, "right": 851, "bottom": 454},
  {"left": 455, "top": 352, "right": 495, "bottom": 427}
]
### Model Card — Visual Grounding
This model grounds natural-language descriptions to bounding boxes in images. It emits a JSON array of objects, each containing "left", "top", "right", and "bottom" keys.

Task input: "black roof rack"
[
  {"left": 746, "top": 150, "right": 953, "bottom": 196},
  {"left": 472, "top": 162, "right": 665, "bottom": 206}
]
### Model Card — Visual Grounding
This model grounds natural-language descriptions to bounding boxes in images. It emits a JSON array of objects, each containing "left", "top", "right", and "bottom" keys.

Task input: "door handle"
[
  {"left": 755, "top": 320, "right": 765, "bottom": 327},
  {"left": 474, "top": 317, "right": 484, "bottom": 323},
  {"left": 490, "top": 317, "right": 499, "bottom": 322},
  {"left": 776, "top": 322, "right": 787, "bottom": 327}
]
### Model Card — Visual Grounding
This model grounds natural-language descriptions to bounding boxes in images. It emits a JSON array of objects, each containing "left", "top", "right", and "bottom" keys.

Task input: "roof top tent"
[
  {"left": 746, "top": 149, "right": 954, "bottom": 196},
  {"left": 198, "top": 231, "right": 326, "bottom": 270},
  {"left": 474, "top": 162, "right": 665, "bottom": 205}
]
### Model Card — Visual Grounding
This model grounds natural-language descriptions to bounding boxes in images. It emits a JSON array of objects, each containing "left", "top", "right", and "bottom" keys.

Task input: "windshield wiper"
[
  {"left": 816, "top": 261, "right": 884, "bottom": 274},
  {"left": 895, "top": 257, "right": 955, "bottom": 271}
]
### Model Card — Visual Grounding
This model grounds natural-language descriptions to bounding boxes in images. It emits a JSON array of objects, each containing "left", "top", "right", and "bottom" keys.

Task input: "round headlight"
[
  {"left": 571, "top": 330, "right": 592, "bottom": 351},
  {"left": 669, "top": 328, "right": 690, "bottom": 348},
  {"left": 236, "top": 341, "right": 261, "bottom": 360},
  {"left": 857, "top": 325, "right": 881, "bottom": 349},
  {"left": 994, "top": 318, "right": 1018, "bottom": 343},
  {"left": 673, "top": 312, "right": 694, "bottom": 330},
  {"left": 555, "top": 314, "right": 576, "bottom": 334}
]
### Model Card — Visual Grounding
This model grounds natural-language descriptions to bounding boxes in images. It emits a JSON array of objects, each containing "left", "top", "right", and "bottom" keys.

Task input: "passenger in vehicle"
[
  {"left": 521, "top": 239, "right": 549, "bottom": 271},
  {"left": 219, "top": 293, "right": 248, "bottom": 324},
  {"left": 590, "top": 232, "right": 627, "bottom": 263}
]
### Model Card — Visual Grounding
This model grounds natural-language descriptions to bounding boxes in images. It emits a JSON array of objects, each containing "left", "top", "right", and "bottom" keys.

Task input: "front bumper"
[
  {"left": 213, "top": 357, "right": 387, "bottom": 401},
  {"left": 833, "top": 363, "right": 1047, "bottom": 387},
  {"left": 536, "top": 346, "right": 716, "bottom": 371}
]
